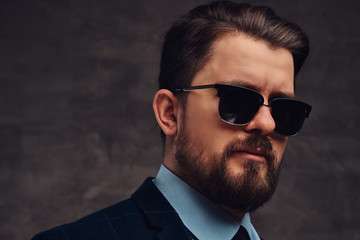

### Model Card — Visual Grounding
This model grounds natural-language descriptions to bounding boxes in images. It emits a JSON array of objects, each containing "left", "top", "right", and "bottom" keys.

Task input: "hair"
[{"left": 158, "top": 0, "right": 310, "bottom": 142}]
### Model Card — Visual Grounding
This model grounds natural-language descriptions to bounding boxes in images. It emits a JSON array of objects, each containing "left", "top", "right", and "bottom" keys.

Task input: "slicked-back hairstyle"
[
  {"left": 159, "top": 0, "right": 309, "bottom": 91},
  {"left": 158, "top": 0, "right": 309, "bottom": 141}
]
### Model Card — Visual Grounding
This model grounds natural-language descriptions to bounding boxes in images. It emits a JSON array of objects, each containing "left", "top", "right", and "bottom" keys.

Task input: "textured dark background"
[{"left": 0, "top": 0, "right": 359, "bottom": 239}]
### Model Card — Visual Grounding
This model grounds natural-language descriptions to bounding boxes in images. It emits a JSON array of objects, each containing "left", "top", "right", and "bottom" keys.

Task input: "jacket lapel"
[{"left": 131, "top": 177, "right": 192, "bottom": 240}]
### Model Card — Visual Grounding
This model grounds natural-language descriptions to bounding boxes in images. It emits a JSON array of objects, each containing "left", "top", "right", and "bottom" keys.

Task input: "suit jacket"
[{"left": 31, "top": 177, "right": 194, "bottom": 240}]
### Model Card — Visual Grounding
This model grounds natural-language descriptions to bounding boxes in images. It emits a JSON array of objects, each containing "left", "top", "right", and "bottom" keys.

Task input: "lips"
[
  {"left": 232, "top": 147, "right": 268, "bottom": 163},
  {"left": 242, "top": 147, "right": 266, "bottom": 155},
  {"left": 225, "top": 135, "right": 274, "bottom": 165}
]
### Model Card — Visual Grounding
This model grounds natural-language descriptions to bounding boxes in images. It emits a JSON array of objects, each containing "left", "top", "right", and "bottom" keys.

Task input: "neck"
[
  {"left": 164, "top": 162, "right": 247, "bottom": 222},
  {"left": 163, "top": 152, "right": 247, "bottom": 222}
]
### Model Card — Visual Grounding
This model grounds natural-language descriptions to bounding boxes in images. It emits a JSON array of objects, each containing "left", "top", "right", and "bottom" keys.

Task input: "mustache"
[{"left": 223, "top": 134, "right": 275, "bottom": 163}]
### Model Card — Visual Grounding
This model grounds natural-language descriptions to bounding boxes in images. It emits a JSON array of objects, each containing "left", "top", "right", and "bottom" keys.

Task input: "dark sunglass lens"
[
  {"left": 271, "top": 99, "right": 311, "bottom": 136},
  {"left": 218, "top": 86, "right": 263, "bottom": 125}
]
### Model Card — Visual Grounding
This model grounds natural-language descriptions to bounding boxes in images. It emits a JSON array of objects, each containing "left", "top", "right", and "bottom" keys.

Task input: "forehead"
[{"left": 192, "top": 33, "right": 295, "bottom": 98}]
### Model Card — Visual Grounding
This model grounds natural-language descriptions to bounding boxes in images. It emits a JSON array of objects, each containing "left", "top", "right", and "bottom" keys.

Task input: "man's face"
[{"left": 174, "top": 33, "right": 294, "bottom": 213}]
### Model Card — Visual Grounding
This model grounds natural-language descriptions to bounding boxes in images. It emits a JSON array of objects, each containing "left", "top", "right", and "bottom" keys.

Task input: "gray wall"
[{"left": 1, "top": 0, "right": 359, "bottom": 239}]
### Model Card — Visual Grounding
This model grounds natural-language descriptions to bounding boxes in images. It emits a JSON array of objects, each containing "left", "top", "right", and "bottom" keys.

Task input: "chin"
[{"left": 228, "top": 160, "right": 268, "bottom": 179}]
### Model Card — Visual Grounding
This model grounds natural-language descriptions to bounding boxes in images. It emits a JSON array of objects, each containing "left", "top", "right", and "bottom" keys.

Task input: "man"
[{"left": 32, "top": 1, "right": 311, "bottom": 239}]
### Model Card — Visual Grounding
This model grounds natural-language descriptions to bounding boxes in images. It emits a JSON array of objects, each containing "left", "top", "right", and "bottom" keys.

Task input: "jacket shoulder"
[
  {"left": 32, "top": 197, "right": 154, "bottom": 240},
  {"left": 31, "top": 226, "right": 67, "bottom": 240},
  {"left": 31, "top": 177, "right": 189, "bottom": 240}
]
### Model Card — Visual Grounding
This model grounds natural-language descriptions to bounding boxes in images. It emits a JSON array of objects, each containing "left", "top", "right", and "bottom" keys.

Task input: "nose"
[{"left": 243, "top": 104, "right": 276, "bottom": 136}]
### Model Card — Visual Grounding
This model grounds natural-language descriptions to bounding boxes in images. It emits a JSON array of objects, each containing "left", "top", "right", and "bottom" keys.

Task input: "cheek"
[
  {"left": 272, "top": 137, "right": 288, "bottom": 163},
  {"left": 184, "top": 96, "right": 227, "bottom": 152}
]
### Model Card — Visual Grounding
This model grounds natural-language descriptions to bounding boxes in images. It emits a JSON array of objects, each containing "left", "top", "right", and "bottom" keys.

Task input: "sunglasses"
[{"left": 172, "top": 84, "right": 312, "bottom": 136}]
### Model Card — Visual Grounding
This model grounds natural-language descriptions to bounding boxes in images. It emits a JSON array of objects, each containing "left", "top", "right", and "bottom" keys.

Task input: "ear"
[{"left": 153, "top": 89, "right": 180, "bottom": 137}]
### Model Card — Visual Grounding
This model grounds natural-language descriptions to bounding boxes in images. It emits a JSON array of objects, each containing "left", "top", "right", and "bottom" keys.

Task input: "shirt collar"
[{"left": 153, "top": 165, "right": 261, "bottom": 240}]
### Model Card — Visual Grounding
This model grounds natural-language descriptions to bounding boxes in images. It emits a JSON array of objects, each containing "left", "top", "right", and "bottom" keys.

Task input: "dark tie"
[{"left": 231, "top": 226, "right": 251, "bottom": 240}]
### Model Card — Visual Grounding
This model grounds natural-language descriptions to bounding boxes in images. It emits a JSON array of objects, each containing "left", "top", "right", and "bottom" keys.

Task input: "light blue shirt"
[{"left": 153, "top": 165, "right": 261, "bottom": 240}]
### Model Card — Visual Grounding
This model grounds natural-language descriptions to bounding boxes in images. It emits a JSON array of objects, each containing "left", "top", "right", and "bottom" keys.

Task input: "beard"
[{"left": 174, "top": 123, "right": 282, "bottom": 213}]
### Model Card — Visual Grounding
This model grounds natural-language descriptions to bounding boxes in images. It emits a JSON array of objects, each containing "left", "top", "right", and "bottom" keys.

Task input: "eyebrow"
[{"left": 224, "top": 79, "right": 296, "bottom": 99}]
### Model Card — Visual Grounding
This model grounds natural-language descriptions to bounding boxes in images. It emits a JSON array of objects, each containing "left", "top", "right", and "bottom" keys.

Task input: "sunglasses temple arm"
[{"left": 172, "top": 84, "right": 218, "bottom": 92}]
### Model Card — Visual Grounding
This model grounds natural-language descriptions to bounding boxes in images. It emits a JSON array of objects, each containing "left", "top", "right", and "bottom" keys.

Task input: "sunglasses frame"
[{"left": 172, "top": 83, "right": 312, "bottom": 136}]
